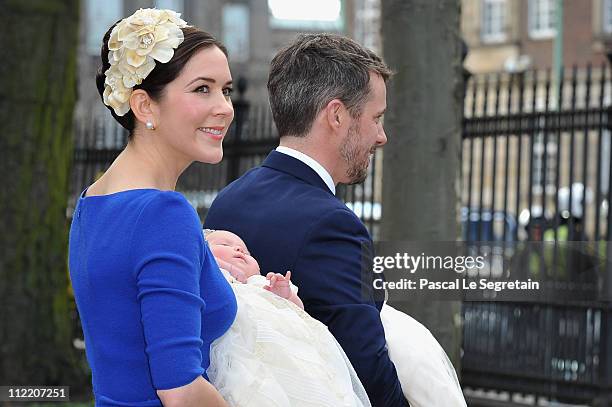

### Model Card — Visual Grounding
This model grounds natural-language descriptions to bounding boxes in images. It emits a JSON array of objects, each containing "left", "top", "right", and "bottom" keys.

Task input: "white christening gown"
[
  {"left": 207, "top": 273, "right": 371, "bottom": 407},
  {"left": 381, "top": 303, "right": 467, "bottom": 407}
]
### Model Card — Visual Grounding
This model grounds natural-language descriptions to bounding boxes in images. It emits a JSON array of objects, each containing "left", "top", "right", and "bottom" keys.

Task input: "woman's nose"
[{"left": 213, "top": 94, "right": 234, "bottom": 118}]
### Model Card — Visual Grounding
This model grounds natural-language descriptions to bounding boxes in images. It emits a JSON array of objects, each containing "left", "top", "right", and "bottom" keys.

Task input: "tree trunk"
[
  {"left": 0, "top": 0, "right": 87, "bottom": 389},
  {"left": 380, "top": 0, "right": 464, "bottom": 368}
]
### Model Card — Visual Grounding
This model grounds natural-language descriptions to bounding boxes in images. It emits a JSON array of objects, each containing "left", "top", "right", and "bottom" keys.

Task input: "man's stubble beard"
[{"left": 340, "top": 121, "right": 372, "bottom": 185}]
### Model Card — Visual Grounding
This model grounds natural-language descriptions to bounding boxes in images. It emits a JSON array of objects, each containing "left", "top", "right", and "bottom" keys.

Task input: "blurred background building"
[
  {"left": 462, "top": 0, "right": 610, "bottom": 73},
  {"left": 77, "top": 0, "right": 612, "bottom": 116},
  {"left": 76, "top": 0, "right": 384, "bottom": 120}
]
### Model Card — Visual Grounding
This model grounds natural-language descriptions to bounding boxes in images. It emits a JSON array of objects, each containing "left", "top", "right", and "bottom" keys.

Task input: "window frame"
[
  {"left": 481, "top": 0, "right": 507, "bottom": 43},
  {"left": 528, "top": 0, "right": 557, "bottom": 40},
  {"left": 604, "top": 0, "right": 612, "bottom": 34}
]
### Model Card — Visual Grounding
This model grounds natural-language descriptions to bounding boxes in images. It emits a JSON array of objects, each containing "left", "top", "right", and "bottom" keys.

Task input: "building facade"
[
  {"left": 462, "top": 0, "right": 611, "bottom": 74},
  {"left": 77, "top": 0, "right": 358, "bottom": 123}
]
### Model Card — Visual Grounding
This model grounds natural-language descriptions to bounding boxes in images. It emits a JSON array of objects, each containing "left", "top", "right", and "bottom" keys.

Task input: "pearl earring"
[{"left": 145, "top": 121, "right": 155, "bottom": 130}]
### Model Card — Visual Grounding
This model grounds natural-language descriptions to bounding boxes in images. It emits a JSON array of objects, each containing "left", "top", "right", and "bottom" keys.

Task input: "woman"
[{"left": 69, "top": 9, "right": 236, "bottom": 406}]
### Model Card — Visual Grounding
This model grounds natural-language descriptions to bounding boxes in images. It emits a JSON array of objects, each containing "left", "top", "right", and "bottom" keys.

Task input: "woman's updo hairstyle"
[{"left": 96, "top": 22, "right": 228, "bottom": 134}]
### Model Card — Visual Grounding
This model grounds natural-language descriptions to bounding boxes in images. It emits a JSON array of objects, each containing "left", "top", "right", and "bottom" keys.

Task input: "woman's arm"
[{"left": 157, "top": 376, "right": 228, "bottom": 407}]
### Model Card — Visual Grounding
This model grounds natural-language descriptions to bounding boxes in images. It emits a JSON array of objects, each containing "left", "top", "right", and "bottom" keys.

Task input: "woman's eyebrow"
[{"left": 186, "top": 77, "right": 233, "bottom": 87}]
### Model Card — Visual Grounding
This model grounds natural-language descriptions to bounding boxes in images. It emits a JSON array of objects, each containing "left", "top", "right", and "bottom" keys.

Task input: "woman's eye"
[
  {"left": 223, "top": 87, "right": 233, "bottom": 97},
  {"left": 195, "top": 85, "right": 210, "bottom": 93}
]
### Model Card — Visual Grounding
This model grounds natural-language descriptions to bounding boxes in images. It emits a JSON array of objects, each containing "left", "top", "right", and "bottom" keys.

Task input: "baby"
[
  {"left": 206, "top": 229, "right": 467, "bottom": 407},
  {"left": 204, "top": 229, "right": 370, "bottom": 407},
  {"left": 205, "top": 229, "right": 303, "bottom": 309}
]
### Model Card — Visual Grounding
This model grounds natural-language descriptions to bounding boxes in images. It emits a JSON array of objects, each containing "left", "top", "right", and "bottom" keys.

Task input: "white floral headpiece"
[{"left": 103, "top": 8, "right": 188, "bottom": 116}]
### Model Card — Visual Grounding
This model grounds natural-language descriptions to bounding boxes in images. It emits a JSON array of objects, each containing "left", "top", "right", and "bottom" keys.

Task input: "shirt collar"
[{"left": 275, "top": 146, "right": 336, "bottom": 194}]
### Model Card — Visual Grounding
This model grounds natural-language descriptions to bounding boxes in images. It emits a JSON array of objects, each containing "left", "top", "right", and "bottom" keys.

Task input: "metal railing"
[
  {"left": 461, "top": 61, "right": 612, "bottom": 405},
  {"left": 70, "top": 61, "right": 612, "bottom": 405}
]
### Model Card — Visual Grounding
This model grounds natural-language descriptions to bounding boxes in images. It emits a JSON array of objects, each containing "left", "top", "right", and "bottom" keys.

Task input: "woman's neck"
[{"left": 89, "top": 140, "right": 190, "bottom": 195}]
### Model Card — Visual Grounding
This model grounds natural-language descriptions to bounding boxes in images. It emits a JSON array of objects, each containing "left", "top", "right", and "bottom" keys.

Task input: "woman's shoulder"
[
  {"left": 135, "top": 190, "right": 199, "bottom": 225},
  {"left": 130, "top": 191, "right": 205, "bottom": 263}
]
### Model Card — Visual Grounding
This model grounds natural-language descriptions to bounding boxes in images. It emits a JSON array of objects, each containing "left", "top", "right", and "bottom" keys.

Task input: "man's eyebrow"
[{"left": 186, "top": 77, "right": 233, "bottom": 86}]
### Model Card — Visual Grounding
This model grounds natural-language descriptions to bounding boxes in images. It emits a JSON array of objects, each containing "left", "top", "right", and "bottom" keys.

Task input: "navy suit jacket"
[{"left": 204, "top": 151, "right": 408, "bottom": 407}]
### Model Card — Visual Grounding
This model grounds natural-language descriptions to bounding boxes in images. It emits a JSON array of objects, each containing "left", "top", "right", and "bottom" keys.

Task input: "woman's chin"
[{"left": 199, "top": 150, "right": 223, "bottom": 164}]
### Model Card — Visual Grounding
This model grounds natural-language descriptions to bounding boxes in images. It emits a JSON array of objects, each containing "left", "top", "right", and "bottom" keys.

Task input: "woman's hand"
[{"left": 157, "top": 376, "right": 228, "bottom": 407}]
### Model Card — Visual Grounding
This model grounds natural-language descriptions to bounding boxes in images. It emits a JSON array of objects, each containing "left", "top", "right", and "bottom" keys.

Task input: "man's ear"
[
  {"left": 130, "top": 89, "right": 156, "bottom": 127},
  {"left": 324, "top": 99, "right": 347, "bottom": 132}
]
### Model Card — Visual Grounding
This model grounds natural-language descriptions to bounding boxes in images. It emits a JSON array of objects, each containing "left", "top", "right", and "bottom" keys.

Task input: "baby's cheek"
[{"left": 210, "top": 246, "right": 231, "bottom": 263}]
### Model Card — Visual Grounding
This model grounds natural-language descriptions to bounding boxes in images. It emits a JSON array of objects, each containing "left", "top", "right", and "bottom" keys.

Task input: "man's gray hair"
[{"left": 267, "top": 33, "right": 392, "bottom": 138}]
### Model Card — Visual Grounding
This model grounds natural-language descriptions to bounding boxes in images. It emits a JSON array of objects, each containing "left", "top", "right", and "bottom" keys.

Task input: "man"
[{"left": 205, "top": 33, "right": 408, "bottom": 407}]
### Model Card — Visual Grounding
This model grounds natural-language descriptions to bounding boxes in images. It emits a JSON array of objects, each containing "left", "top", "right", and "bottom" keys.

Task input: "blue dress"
[{"left": 69, "top": 189, "right": 237, "bottom": 406}]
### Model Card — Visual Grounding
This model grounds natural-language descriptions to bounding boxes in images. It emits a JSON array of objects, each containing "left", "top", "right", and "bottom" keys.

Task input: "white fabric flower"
[{"left": 103, "top": 8, "right": 188, "bottom": 116}]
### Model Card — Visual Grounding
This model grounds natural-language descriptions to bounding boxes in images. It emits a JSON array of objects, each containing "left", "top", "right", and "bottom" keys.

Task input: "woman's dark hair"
[{"left": 96, "top": 23, "right": 228, "bottom": 134}]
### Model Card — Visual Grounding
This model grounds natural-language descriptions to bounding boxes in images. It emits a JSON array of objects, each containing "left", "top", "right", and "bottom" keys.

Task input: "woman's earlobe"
[{"left": 130, "top": 89, "right": 155, "bottom": 127}]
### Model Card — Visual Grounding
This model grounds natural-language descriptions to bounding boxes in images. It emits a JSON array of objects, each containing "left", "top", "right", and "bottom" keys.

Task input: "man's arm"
[{"left": 292, "top": 208, "right": 408, "bottom": 407}]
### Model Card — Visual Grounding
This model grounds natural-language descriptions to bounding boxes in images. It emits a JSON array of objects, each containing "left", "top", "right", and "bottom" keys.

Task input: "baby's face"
[{"left": 207, "top": 230, "right": 260, "bottom": 278}]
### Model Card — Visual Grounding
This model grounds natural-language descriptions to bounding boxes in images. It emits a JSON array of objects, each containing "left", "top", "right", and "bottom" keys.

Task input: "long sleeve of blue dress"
[{"left": 69, "top": 190, "right": 236, "bottom": 406}]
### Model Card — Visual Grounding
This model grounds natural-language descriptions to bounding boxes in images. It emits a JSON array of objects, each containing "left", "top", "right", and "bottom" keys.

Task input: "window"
[
  {"left": 268, "top": 0, "right": 344, "bottom": 31},
  {"left": 154, "top": 0, "right": 184, "bottom": 13},
  {"left": 604, "top": 0, "right": 612, "bottom": 34},
  {"left": 528, "top": 0, "right": 557, "bottom": 39},
  {"left": 86, "top": 0, "right": 123, "bottom": 55},
  {"left": 481, "top": 0, "right": 506, "bottom": 43},
  {"left": 222, "top": 4, "right": 250, "bottom": 63},
  {"left": 354, "top": 0, "right": 381, "bottom": 53}
]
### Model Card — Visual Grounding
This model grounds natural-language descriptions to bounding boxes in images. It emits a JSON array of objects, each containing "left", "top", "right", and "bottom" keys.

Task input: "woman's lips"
[{"left": 198, "top": 127, "right": 224, "bottom": 141}]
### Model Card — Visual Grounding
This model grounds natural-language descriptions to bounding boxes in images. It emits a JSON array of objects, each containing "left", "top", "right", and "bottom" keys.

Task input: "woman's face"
[
  {"left": 207, "top": 230, "right": 260, "bottom": 279},
  {"left": 151, "top": 46, "right": 234, "bottom": 166}
]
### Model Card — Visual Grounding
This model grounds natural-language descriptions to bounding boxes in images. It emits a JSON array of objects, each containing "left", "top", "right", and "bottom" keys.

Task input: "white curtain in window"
[
  {"left": 222, "top": 4, "right": 250, "bottom": 64},
  {"left": 481, "top": 0, "right": 506, "bottom": 42},
  {"left": 86, "top": 0, "right": 123, "bottom": 55},
  {"left": 528, "top": 0, "right": 556, "bottom": 38},
  {"left": 268, "top": 0, "right": 344, "bottom": 30},
  {"left": 604, "top": 0, "right": 612, "bottom": 33},
  {"left": 154, "top": 0, "right": 184, "bottom": 13}
]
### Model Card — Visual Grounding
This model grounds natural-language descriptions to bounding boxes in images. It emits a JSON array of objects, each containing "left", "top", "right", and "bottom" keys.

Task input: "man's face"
[{"left": 339, "top": 73, "right": 387, "bottom": 184}]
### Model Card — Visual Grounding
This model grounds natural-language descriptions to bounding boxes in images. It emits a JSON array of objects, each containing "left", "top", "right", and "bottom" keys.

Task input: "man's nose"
[{"left": 376, "top": 127, "right": 387, "bottom": 146}]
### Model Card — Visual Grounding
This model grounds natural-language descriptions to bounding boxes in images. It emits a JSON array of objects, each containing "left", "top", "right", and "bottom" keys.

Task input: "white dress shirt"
[{"left": 275, "top": 146, "right": 336, "bottom": 194}]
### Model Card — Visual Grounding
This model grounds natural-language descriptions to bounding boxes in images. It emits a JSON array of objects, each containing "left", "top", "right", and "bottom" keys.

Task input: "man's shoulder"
[{"left": 219, "top": 165, "right": 340, "bottom": 206}]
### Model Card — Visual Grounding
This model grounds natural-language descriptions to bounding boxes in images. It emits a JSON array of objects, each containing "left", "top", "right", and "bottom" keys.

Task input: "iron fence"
[
  {"left": 461, "top": 62, "right": 612, "bottom": 405},
  {"left": 69, "top": 61, "right": 612, "bottom": 405},
  {"left": 69, "top": 93, "right": 382, "bottom": 233}
]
